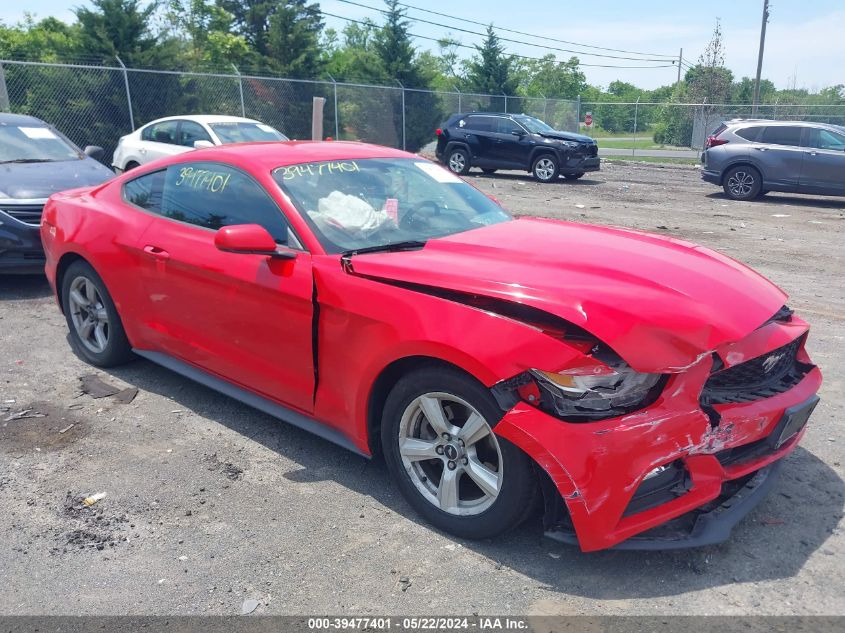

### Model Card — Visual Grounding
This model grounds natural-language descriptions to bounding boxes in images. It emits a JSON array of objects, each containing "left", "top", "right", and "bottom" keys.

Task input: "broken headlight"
[{"left": 517, "top": 366, "right": 666, "bottom": 422}]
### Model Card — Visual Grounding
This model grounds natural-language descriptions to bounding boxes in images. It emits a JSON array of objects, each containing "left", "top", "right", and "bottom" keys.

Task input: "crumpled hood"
[
  {"left": 539, "top": 130, "right": 595, "bottom": 143},
  {"left": 0, "top": 158, "right": 113, "bottom": 200},
  {"left": 348, "top": 218, "right": 787, "bottom": 372}
]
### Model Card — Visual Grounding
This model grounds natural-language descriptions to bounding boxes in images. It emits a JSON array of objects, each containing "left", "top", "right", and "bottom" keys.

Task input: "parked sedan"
[
  {"left": 702, "top": 119, "right": 845, "bottom": 200},
  {"left": 0, "top": 113, "right": 112, "bottom": 273},
  {"left": 112, "top": 115, "right": 288, "bottom": 173},
  {"left": 42, "top": 142, "right": 820, "bottom": 551}
]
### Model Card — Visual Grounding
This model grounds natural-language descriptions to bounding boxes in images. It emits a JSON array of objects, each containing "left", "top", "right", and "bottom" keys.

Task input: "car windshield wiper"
[
  {"left": 340, "top": 240, "right": 427, "bottom": 271},
  {"left": 0, "top": 158, "right": 62, "bottom": 164}
]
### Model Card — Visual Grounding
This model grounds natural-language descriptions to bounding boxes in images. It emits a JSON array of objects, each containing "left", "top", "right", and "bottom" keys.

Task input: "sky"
[{"left": 2, "top": 0, "right": 843, "bottom": 93}]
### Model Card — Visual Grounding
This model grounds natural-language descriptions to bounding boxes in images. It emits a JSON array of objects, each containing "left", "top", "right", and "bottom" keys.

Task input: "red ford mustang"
[{"left": 41, "top": 141, "right": 821, "bottom": 551}]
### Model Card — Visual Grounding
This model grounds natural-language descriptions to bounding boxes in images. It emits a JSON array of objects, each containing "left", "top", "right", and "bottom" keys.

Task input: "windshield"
[
  {"left": 0, "top": 124, "right": 81, "bottom": 162},
  {"left": 273, "top": 158, "right": 511, "bottom": 253},
  {"left": 514, "top": 115, "right": 555, "bottom": 134},
  {"left": 209, "top": 122, "right": 288, "bottom": 144}
]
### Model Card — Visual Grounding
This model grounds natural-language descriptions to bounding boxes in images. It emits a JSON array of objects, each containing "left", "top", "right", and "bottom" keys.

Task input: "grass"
[
  {"left": 603, "top": 156, "right": 700, "bottom": 166},
  {"left": 597, "top": 138, "right": 666, "bottom": 150}
]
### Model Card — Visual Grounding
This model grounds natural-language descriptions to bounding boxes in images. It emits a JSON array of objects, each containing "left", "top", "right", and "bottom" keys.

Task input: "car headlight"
[
  {"left": 558, "top": 140, "right": 579, "bottom": 149},
  {"left": 514, "top": 365, "right": 665, "bottom": 422}
]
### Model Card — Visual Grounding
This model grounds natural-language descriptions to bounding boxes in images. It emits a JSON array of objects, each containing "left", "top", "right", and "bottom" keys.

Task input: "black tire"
[
  {"left": 446, "top": 147, "right": 471, "bottom": 175},
  {"left": 531, "top": 154, "right": 559, "bottom": 182},
  {"left": 564, "top": 172, "right": 585, "bottom": 180},
  {"left": 481, "top": 168, "right": 497, "bottom": 175},
  {"left": 124, "top": 161, "right": 140, "bottom": 172},
  {"left": 722, "top": 165, "right": 762, "bottom": 200},
  {"left": 61, "top": 260, "right": 134, "bottom": 367},
  {"left": 381, "top": 366, "right": 537, "bottom": 539}
]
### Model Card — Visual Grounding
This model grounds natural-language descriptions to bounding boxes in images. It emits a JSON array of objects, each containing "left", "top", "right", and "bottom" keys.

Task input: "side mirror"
[
  {"left": 214, "top": 224, "right": 295, "bottom": 259},
  {"left": 193, "top": 140, "right": 215, "bottom": 149},
  {"left": 83, "top": 145, "right": 105, "bottom": 161},
  {"left": 511, "top": 130, "right": 525, "bottom": 137}
]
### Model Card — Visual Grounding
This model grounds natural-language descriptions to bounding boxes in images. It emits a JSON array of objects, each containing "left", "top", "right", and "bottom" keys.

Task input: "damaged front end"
[{"left": 491, "top": 307, "right": 822, "bottom": 552}]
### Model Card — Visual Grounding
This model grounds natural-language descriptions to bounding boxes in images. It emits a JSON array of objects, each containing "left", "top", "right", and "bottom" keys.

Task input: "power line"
[
  {"left": 393, "top": 0, "right": 678, "bottom": 60},
  {"left": 321, "top": 11, "right": 677, "bottom": 69},
  {"left": 333, "top": 0, "right": 676, "bottom": 62}
]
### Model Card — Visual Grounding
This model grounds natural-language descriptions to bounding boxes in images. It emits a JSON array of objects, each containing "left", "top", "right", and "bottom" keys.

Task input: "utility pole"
[
  {"left": 676, "top": 48, "right": 683, "bottom": 85},
  {"left": 752, "top": 0, "right": 770, "bottom": 116}
]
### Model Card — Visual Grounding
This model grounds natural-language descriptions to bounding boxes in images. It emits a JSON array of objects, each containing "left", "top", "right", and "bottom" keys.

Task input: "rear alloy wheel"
[
  {"left": 446, "top": 148, "right": 471, "bottom": 175},
  {"left": 723, "top": 165, "right": 762, "bottom": 200},
  {"left": 382, "top": 367, "right": 536, "bottom": 539},
  {"left": 62, "top": 260, "right": 134, "bottom": 367},
  {"left": 532, "top": 154, "right": 559, "bottom": 182}
]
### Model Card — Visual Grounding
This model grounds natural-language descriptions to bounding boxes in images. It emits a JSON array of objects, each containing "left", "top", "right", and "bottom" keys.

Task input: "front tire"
[
  {"left": 382, "top": 366, "right": 536, "bottom": 539},
  {"left": 723, "top": 165, "right": 762, "bottom": 200},
  {"left": 62, "top": 260, "right": 134, "bottom": 367},
  {"left": 446, "top": 147, "right": 471, "bottom": 175},
  {"left": 532, "top": 154, "right": 559, "bottom": 182}
]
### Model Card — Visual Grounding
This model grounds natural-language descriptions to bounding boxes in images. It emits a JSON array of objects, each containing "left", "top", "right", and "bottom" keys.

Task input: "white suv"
[{"left": 112, "top": 115, "right": 288, "bottom": 173}]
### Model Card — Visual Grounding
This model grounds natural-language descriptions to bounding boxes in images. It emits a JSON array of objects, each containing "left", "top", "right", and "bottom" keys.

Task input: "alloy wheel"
[
  {"left": 727, "top": 171, "right": 755, "bottom": 198},
  {"left": 448, "top": 152, "right": 466, "bottom": 173},
  {"left": 68, "top": 276, "right": 110, "bottom": 354},
  {"left": 398, "top": 392, "right": 503, "bottom": 516},
  {"left": 534, "top": 158, "right": 556, "bottom": 181}
]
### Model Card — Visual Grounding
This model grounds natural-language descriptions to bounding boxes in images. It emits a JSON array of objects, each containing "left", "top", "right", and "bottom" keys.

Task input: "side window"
[
  {"left": 178, "top": 121, "right": 213, "bottom": 148},
  {"left": 735, "top": 126, "right": 763, "bottom": 142},
  {"left": 464, "top": 116, "right": 494, "bottom": 132},
  {"left": 496, "top": 118, "right": 524, "bottom": 135},
  {"left": 145, "top": 121, "right": 179, "bottom": 145},
  {"left": 759, "top": 126, "right": 803, "bottom": 147},
  {"left": 160, "top": 163, "right": 290, "bottom": 243},
  {"left": 811, "top": 128, "right": 845, "bottom": 151},
  {"left": 123, "top": 170, "right": 165, "bottom": 213}
]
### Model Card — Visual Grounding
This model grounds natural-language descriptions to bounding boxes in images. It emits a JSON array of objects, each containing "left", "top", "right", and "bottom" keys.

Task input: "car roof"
[
  {"left": 141, "top": 114, "right": 264, "bottom": 126},
  {"left": 0, "top": 112, "right": 49, "bottom": 126},
  {"left": 726, "top": 118, "right": 839, "bottom": 130},
  {"left": 179, "top": 140, "right": 416, "bottom": 169}
]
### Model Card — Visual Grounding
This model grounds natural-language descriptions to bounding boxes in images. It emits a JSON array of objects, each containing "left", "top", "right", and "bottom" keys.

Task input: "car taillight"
[
  {"left": 706, "top": 135, "right": 728, "bottom": 149},
  {"left": 435, "top": 128, "right": 442, "bottom": 136}
]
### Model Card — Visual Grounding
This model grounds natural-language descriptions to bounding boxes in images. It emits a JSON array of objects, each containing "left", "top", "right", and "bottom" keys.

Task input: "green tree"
[
  {"left": 465, "top": 25, "right": 517, "bottom": 98},
  {"left": 74, "top": 0, "right": 176, "bottom": 66},
  {"left": 265, "top": 0, "right": 323, "bottom": 78}
]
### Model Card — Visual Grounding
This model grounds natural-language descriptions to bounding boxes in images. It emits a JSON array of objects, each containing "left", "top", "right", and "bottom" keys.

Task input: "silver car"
[{"left": 701, "top": 119, "right": 845, "bottom": 200}]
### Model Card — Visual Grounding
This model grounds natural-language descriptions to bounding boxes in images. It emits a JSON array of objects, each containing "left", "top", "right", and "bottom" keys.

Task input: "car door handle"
[
  {"left": 143, "top": 245, "right": 170, "bottom": 261},
  {"left": 807, "top": 151, "right": 819, "bottom": 156},
  {"left": 139, "top": 148, "right": 147, "bottom": 154},
  {"left": 753, "top": 147, "right": 768, "bottom": 151}
]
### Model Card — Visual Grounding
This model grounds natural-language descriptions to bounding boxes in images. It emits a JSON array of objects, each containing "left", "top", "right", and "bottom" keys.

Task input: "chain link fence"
[
  {"left": 0, "top": 59, "right": 583, "bottom": 164},
  {"left": 2, "top": 59, "right": 841, "bottom": 162},
  {"left": 579, "top": 101, "right": 845, "bottom": 150}
]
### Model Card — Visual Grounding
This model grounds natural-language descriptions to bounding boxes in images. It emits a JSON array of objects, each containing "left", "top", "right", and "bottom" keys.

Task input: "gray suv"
[{"left": 701, "top": 119, "right": 845, "bottom": 200}]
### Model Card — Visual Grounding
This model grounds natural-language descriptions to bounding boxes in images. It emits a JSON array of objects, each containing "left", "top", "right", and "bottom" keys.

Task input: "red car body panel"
[{"left": 40, "top": 141, "right": 821, "bottom": 552}]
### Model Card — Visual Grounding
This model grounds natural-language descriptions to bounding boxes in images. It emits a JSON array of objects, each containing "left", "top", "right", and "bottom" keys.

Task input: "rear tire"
[
  {"left": 61, "top": 260, "right": 134, "bottom": 367},
  {"left": 723, "top": 165, "right": 762, "bottom": 200},
  {"left": 382, "top": 366, "right": 536, "bottom": 539},
  {"left": 532, "top": 154, "right": 559, "bottom": 182},
  {"left": 124, "top": 161, "right": 140, "bottom": 172},
  {"left": 446, "top": 148, "right": 471, "bottom": 175}
]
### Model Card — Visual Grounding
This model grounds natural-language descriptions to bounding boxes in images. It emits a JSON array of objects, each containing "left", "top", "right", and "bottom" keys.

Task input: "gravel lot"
[{"left": 1, "top": 161, "right": 843, "bottom": 616}]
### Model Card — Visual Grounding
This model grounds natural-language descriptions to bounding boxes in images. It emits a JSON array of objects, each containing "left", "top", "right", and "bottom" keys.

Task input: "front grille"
[
  {"left": 700, "top": 336, "right": 811, "bottom": 405},
  {"left": 0, "top": 204, "right": 44, "bottom": 226}
]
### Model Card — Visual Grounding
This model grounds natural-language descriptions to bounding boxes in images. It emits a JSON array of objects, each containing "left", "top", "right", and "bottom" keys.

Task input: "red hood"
[{"left": 348, "top": 217, "right": 787, "bottom": 372}]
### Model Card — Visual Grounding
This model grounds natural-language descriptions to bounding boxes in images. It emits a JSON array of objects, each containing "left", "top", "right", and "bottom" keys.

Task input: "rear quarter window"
[
  {"left": 123, "top": 170, "right": 165, "bottom": 213},
  {"left": 735, "top": 126, "right": 763, "bottom": 142}
]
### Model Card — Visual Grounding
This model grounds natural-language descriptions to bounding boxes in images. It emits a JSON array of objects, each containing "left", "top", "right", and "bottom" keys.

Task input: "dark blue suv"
[
  {"left": 435, "top": 112, "right": 600, "bottom": 182},
  {"left": 0, "top": 113, "right": 112, "bottom": 273}
]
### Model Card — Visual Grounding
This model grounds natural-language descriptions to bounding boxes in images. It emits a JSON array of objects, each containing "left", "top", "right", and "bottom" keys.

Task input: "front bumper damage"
[{"left": 492, "top": 320, "right": 821, "bottom": 552}]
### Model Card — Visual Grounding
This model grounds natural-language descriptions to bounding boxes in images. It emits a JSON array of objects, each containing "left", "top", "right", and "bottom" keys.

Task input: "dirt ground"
[{"left": 1, "top": 161, "right": 843, "bottom": 616}]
